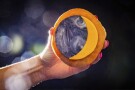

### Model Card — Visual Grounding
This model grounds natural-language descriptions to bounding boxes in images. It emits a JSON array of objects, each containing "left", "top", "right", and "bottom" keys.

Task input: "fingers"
[
  {"left": 92, "top": 52, "right": 102, "bottom": 64},
  {"left": 49, "top": 27, "right": 54, "bottom": 36},
  {"left": 94, "top": 15, "right": 98, "bottom": 19},
  {"left": 95, "top": 15, "right": 109, "bottom": 49},
  {"left": 92, "top": 40, "right": 109, "bottom": 64},
  {"left": 70, "top": 65, "right": 90, "bottom": 75},
  {"left": 103, "top": 40, "right": 109, "bottom": 49},
  {"left": 46, "top": 27, "right": 54, "bottom": 48},
  {"left": 46, "top": 27, "right": 109, "bottom": 66},
  {"left": 39, "top": 27, "right": 56, "bottom": 66}
]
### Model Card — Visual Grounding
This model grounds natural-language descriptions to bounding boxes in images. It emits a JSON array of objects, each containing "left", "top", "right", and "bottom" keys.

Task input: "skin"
[{"left": 0, "top": 28, "right": 109, "bottom": 89}]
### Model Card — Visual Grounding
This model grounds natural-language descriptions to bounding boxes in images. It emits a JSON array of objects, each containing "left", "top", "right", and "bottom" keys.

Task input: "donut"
[{"left": 52, "top": 8, "right": 106, "bottom": 67}]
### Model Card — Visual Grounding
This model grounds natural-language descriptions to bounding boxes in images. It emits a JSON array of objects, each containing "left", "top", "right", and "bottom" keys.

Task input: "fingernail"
[
  {"left": 50, "top": 30, "right": 53, "bottom": 35},
  {"left": 99, "top": 52, "right": 102, "bottom": 59},
  {"left": 49, "top": 27, "right": 54, "bottom": 35},
  {"left": 106, "top": 40, "right": 109, "bottom": 48},
  {"left": 95, "top": 15, "right": 98, "bottom": 19}
]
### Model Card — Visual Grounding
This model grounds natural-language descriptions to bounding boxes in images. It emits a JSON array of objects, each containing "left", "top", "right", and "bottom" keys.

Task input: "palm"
[{"left": 41, "top": 42, "right": 89, "bottom": 79}]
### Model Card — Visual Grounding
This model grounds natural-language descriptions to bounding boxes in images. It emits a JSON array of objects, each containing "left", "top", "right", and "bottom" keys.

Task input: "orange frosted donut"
[{"left": 52, "top": 8, "right": 106, "bottom": 67}]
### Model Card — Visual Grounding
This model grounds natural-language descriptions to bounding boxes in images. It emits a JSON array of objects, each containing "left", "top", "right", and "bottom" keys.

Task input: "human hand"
[{"left": 40, "top": 27, "right": 109, "bottom": 80}]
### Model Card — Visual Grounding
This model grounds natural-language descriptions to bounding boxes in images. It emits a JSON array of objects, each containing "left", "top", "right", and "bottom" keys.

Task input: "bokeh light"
[
  {"left": 0, "top": 35, "right": 13, "bottom": 53},
  {"left": 31, "top": 43, "right": 45, "bottom": 54},
  {"left": 43, "top": 10, "right": 59, "bottom": 27},
  {"left": 24, "top": 0, "right": 45, "bottom": 19},
  {"left": 11, "top": 34, "right": 23, "bottom": 54},
  {"left": 12, "top": 57, "right": 21, "bottom": 64},
  {"left": 5, "top": 74, "right": 32, "bottom": 90},
  {"left": 20, "top": 51, "right": 35, "bottom": 61},
  {"left": 19, "top": 16, "right": 47, "bottom": 47}
]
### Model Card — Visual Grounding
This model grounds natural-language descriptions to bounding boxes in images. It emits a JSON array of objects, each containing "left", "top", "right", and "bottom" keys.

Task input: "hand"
[
  {"left": 0, "top": 29, "right": 109, "bottom": 90},
  {"left": 40, "top": 27, "right": 109, "bottom": 79}
]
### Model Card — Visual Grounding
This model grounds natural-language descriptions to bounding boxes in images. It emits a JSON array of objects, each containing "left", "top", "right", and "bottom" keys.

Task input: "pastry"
[{"left": 52, "top": 8, "right": 106, "bottom": 67}]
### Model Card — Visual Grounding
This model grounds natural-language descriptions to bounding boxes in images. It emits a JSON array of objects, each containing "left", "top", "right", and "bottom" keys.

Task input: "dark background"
[{"left": 0, "top": 0, "right": 135, "bottom": 89}]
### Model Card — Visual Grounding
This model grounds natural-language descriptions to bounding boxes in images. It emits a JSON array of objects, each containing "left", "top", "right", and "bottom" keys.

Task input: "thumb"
[
  {"left": 42, "top": 27, "right": 53, "bottom": 53},
  {"left": 39, "top": 28, "right": 56, "bottom": 66},
  {"left": 45, "top": 27, "right": 54, "bottom": 49}
]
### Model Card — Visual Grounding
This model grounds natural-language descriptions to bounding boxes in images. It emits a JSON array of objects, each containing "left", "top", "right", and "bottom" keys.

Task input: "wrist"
[
  {"left": 0, "top": 55, "right": 51, "bottom": 90},
  {"left": 4, "top": 55, "right": 49, "bottom": 89},
  {"left": 25, "top": 55, "right": 49, "bottom": 86}
]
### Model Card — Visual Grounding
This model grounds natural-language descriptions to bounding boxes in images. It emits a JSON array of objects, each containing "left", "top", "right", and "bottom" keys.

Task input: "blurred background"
[{"left": 0, "top": 0, "right": 135, "bottom": 89}]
